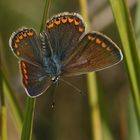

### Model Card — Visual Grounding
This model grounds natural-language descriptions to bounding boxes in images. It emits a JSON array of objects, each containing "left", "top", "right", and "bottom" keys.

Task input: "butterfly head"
[{"left": 51, "top": 75, "right": 60, "bottom": 83}]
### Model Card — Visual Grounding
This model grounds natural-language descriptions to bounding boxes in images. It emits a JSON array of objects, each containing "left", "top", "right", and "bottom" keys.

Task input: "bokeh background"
[{"left": 0, "top": 0, "right": 139, "bottom": 140}]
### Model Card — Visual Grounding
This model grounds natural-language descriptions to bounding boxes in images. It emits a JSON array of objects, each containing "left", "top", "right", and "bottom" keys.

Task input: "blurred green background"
[{"left": 0, "top": 0, "right": 139, "bottom": 140}]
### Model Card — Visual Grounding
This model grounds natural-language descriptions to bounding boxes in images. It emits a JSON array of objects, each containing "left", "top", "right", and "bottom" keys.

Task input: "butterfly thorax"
[{"left": 42, "top": 55, "right": 62, "bottom": 81}]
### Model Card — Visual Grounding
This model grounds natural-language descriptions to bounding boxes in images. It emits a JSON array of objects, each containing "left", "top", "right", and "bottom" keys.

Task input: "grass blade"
[
  {"left": 1, "top": 107, "right": 7, "bottom": 140},
  {"left": 21, "top": 0, "right": 51, "bottom": 139},
  {"left": 79, "top": 0, "right": 102, "bottom": 140},
  {"left": 2, "top": 70, "right": 23, "bottom": 132},
  {"left": 135, "top": 0, "right": 140, "bottom": 48},
  {"left": 109, "top": 0, "right": 140, "bottom": 128},
  {"left": 40, "top": 0, "right": 51, "bottom": 32},
  {"left": 87, "top": 73, "right": 102, "bottom": 140},
  {"left": 21, "top": 98, "right": 36, "bottom": 140},
  {"left": 128, "top": 1, "right": 140, "bottom": 139},
  {"left": 0, "top": 67, "right": 7, "bottom": 140}
]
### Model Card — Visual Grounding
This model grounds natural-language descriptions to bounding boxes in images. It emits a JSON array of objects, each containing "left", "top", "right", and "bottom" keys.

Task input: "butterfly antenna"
[{"left": 60, "top": 78, "right": 85, "bottom": 96}]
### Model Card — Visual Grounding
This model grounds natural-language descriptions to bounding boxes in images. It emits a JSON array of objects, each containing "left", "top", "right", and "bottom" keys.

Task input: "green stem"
[
  {"left": 40, "top": 0, "right": 51, "bottom": 32},
  {"left": 21, "top": 98, "right": 36, "bottom": 140},
  {"left": 2, "top": 70, "right": 23, "bottom": 132},
  {"left": 0, "top": 67, "right": 7, "bottom": 140},
  {"left": 87, "top": 73, "right": 103, "bottom": 140},
  {"left": 79, "top": 0, "right": 102, "bottom": 140},
  {"left": 1, "top": 107, "right": 7, "bottom": 140},
  {"left": 109, "top": 0, "right": 140, "bottom": 129}
]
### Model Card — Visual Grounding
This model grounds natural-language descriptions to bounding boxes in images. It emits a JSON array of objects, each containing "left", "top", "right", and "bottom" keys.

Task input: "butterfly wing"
[
  {"left": 19, "top": 60, "right": 52, "bottom": 97},
  {"left": 9, "top": 28, "right": 43, "bottom": 65},
  {"left": 62, "top": 32, "right": 123, "bottom": 76},
  {"left": 45, "top": 12, "right": 85, "bottom": 62}
]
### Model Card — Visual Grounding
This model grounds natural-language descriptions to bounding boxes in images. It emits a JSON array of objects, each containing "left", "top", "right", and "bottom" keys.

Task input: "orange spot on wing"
[
  {"left": 74, "top": 19, "right": 80, "bottom": 25},
  {"left": 27, "top": 31, "right": 33, "bottom": 36},
  {"left": 101, "top": 42, "right": 107, "bottom": 48},
  {"left": 22, "top": 62, "right": 26, "bottom": 68},
  {"left": 96, "top": 38, "right": 101, "bottom": 44},
  {"left": 88, "top": 35, "right": 95, "bottom": 41},
  {"left": 61, "top": 18, "right": 67, "bottom": 23},
  {"left": 68, "top": 17, "right": 74, "bottom": 23},
  {"left": 23, "top": 68, "right": 27, "bottom": 74},
  {"left": 54, "top": 20, "right": 61, "bottom": 25},
  {"left": 79, "top": 27, "right": 84, "bottom": 32},
  {"left": 19, "top": 35, "right": 23, "bottom": 40},
  {"left": 47, "top": 23, "right": 54, "bottom": 29},
  {"left": 15, "top": 37, "right": 20, "bottom": 43},
  {"left": 23, "top": 32, "right": 27, "bottom": 37},
  {"left": 106, "top": 47, "right": 111, "bottom": 51},
  {"left": 24, "top": 74, "right": 28, "bottom": 80}
]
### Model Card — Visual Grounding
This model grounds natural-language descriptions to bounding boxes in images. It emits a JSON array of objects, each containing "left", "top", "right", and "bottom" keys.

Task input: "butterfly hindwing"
[
  {"left": 63, "top": 31, "right": 123, "bottom": 76},
  {"left": 19, "top": 60, "right": 52, "bottom": 97},
  {"left": 45, "top": 12, "right": 85, "bottom": 61},
  {"left": 9, "top": 28, "right": 42, "bottom": 64}
]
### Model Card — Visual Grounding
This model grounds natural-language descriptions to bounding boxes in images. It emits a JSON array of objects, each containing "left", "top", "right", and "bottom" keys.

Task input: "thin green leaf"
[
  {"left": 79, "top": 0, "right": 103, "bottom": 140},
  {"left": 1, "top": 107, "right": 7, "bottom": 140},
  {"left": 109, "top": 0, "right": 140, "bottom": 128},
  {"left": 2, "top": 70, "right": 23, "bottom": 132},
  {"left": 128, "top": 94, "right": 140, "bottom": 140},
  {"left": 0, "top": 67, "right": 7, "bottom": 140},
  {"left": 102, "top": 121, "right": 113, "bottom": 140},
  {"left": 40, "top": 0, "right": 51, "bottom": 32},
  {"left": 87, "top": 73, "right": 103, "bottom": 140},
  {"left": 135, "top": 0, "right": 140, "bottom": 48},
  {"left": 21, "top": 98, "right": 36, "bottom": 140},
  {"left": 128, "top": 1, "right": 140, "bottom": 139}
]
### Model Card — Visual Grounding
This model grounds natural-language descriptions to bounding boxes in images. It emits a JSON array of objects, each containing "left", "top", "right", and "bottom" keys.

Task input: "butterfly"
[{"left": 9, "top": 12, "right": 123, "bottom": 97}]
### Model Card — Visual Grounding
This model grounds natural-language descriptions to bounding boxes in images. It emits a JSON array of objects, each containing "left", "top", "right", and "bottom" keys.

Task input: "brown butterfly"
[{"left": 9, "top": 12, "right": 123, "bottom": 97}]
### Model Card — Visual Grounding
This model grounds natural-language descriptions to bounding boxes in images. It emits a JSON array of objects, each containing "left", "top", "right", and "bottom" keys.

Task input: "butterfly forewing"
[
  {"left": 19, "top": 60, "right": 52, "bottom": 97},
  {"left": 45, "top": 12, "right": 85, "bottom": 61},
  {"left": 63, "top": 31, "right": 123, "bottom": 76},
  {"left": 9, "top": 28, "right": 42, "bottom": 65}
]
